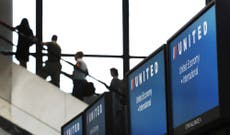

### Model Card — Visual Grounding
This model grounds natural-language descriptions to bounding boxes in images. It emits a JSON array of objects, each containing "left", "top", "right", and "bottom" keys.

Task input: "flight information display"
[
  {"left": 128, "top": 49, "right": 167, "bottom": 135},
  {"left": 62, "top": 114, "right": 83, "bottom": 135},
  {"left": 85, "top": 96, "right": 105, "bottom": 135},
  {"left": 168, "top": 5, "right": 219, "bottom": 128}
]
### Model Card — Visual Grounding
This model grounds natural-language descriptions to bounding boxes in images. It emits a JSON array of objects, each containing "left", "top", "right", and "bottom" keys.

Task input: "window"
[
  {"left": 129, "top": 0, "right": 205, "bottom": 56},
  {"left": 13, "top": 0, "right": 205, "bottom": 94},
  {"left": 43, "top": 0, "right": 123, "bottom": 93}
]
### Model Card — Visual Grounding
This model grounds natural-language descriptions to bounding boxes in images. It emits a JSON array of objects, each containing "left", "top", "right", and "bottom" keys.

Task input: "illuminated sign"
[
  {"left": 62, "top": 115, "right": 83, "bottom": 135},
  {"left": 168, "top": 5, "right": 219, "bottom": 128},
  {"left": 85, "top": 97, "right": 105, "bottom": 135},
  {"left": 128, "top": 48, "right": 167, "bottom": 135}
]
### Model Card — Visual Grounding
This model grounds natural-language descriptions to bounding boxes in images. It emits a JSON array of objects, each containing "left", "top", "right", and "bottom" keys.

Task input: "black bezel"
[
  {"left": 61, "top": 112, "right": 85, "bottom": 135},
  {"left": 83, "top": 92, "right": 114, "bottom": 135},
  {"left": 166, "top": 1, "right": 230, "bottom": 134}
]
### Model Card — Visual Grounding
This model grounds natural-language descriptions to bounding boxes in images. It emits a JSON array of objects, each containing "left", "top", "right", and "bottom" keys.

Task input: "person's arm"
[
  {"left": 40, "top": 42, "right": 50, "bottom": 51},
  {"left": 41, "top": 42, "right": 49, "bottom": 45},
  {"left": 61, "top": 71, "right": 74, "bottom": 80},
  {"left": 12, "top": 26, "right": 18, "bottom": 31},
  {"left": 0, "top": 20, "right": 16, "bottom": 31},
  {"left": 27, "top": 29, "right": 38, "bottom": 45}
]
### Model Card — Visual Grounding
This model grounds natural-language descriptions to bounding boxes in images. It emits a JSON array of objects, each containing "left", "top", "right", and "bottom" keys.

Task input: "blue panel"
[
  {"left": 169, "top": 6, "right": 219, "bottom": 128},
  {"left": 85, "top": 97, "right": 105, "bottom": 135},
  {"left": 62, "top": 115, "right": 83, "bottom": 135},
  {"left": 128, "top": 50, "right": 167, "bottom": 135}
]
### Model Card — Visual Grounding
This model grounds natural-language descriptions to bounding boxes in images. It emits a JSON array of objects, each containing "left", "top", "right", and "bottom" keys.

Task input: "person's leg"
[
  {"left": 50, "top": 63, "right": 61, "bottom": 88},
  {"left": 38, "top": 65, "right": 49, "bottom": 79},
  {"left": 19, "top": 60, "right": 27, "bottom": 68},
  {"left": 72, "top": 80, "right": 84, "bottom": 100},
  {"left": 51, "top": 71, "right": 60, "bottom": 88}
]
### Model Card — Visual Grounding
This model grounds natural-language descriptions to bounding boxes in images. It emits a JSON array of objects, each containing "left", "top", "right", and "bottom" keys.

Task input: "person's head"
[
  {"left": 20, "top": 18, "right": 29, "bottom": 27},
  {"left": 75, "top": 51, "right": 84, "bottom": 61},
  {"left": 51, "top": 35, "right": 58, "bottom": 42},
  {"left": 110, "top": 68, "right": 118, "bottom": 78}
]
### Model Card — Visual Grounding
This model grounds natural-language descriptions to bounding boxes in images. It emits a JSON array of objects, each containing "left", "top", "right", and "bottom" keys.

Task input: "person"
[
  {"left": 82, "top": 82, "right": 99, "bottom": 104},
  {"left": 14, "top": 18, "right": 34, "bottom": 68},
  {"left": 109, "top": 67, "right": 127, "bottom": 135},
  {"left": 60, "top": 51, "right": 97, "bottom": 102},
  {"left": 38, "top": 35, "right": 62, "bottom": 88},
  {"left": 72, "top": 51, "right": 89, "bottom": 100},
  {"left": 109, "top": 67, "right": 123, "bottom": 94}
]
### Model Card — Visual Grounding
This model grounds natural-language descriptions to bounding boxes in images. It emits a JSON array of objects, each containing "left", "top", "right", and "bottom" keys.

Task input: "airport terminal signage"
[
  {"left": 85, "top": 97, "right": 105, "bottom": 135},
  {"left": 128, "top": 48, "right": 167, "bottom": 135},
  {"left": 62, "top": 115, "right": 83, "bottom": 135},
  {"left": 168, "top": 5, "right": 219, "bottom": 130}
]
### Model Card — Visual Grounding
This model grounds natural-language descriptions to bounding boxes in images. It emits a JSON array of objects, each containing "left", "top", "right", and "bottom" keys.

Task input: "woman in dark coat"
[{"left": 15, "top": 18, "right": 34, "bottom": 68}]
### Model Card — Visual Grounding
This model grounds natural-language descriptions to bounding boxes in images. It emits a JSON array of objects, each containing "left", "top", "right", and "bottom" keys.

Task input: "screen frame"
[
  {"left": 166, "top": 1, "right": 223, "bottom": 134},
  {"left": 167, "top": 1, "right": 216, "bottom": 44},
  {"left": 83, "top": 92, "right": 113, "bottom": 135},
  {"left": 61, "top": 112, "right": 85, "bottom": 135},
  {"left": 127, "top": 44, "right": 169, "bottom": 135}
]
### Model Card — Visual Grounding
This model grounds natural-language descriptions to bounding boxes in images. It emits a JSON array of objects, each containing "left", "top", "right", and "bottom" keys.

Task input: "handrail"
[
  {"left": 0, "top": 33, "right": 17, "bottom": 47},
  {"left": 0, "top": 20, "right": 129, "bottom": 96},
  {"left": 0, "top": 33, "right": 38, "bottom": 58},
  {"left": 0, "top": 20, "right": 15, "bottom": 31},
  {"left": 0, "top": 20, "right": 111, "bottom": 92},
  {"left": 0, "top": 20, "right": 33, "bottom": 40}
]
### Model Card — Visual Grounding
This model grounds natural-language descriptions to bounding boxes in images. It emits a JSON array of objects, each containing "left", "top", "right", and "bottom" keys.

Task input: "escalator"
[
  {"left": 0, "top": 54, "right": 88, "bottom": 134},
  {"left": 0, "top": 115, "right": 31, "bottom": 135}
]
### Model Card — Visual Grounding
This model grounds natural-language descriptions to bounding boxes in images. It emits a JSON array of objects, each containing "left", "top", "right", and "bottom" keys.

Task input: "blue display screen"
[
  {"left": 62, "top": 115, "right": 83, "bottom": 135},
  {"left": 169, "top": 5, "right": 219, "bottom": 128},
  {"left": 85, "top": 96, "right": 105, "bottom": 135},
  {"left": 128, "top": 50, "right": 167, "bottom": 135}
]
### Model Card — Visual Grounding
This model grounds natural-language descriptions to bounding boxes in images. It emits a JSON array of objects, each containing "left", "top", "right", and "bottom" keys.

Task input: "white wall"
[
  {"left": 0, "top": 0, "right": 12, "bottom": 100},
  {"left": 0, "top": 55, "right": 12, "bottom": 102},
  {"left": 0, "top": 0, "right": 12, "bottom": 52},
  {"left": 0, "top": 0, "right": 12, "bottom": 102}
]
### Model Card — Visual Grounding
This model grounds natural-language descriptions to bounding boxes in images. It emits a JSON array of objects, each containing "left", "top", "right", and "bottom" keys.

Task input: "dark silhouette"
[
  {"left": 82, "top": 82, "right": 99, "bottom": 104},
  {"left": 38, "top": 35, "right": 62, "bottom": 88},
  {"left": 14, "top": 18, "right": 34, "bottom": 68},
  {"left": 109, "top": 67, "right": 127, "bottom": 135},
  {"left": 109, "top": 68, "right": 123, "bottom": 93}
]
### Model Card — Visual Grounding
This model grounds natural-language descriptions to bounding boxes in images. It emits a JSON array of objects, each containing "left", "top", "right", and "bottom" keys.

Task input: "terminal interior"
[{"left": 1, "top": 0, "right": 230, "bottom": 135}]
